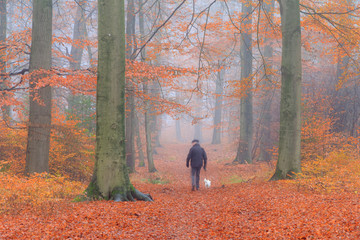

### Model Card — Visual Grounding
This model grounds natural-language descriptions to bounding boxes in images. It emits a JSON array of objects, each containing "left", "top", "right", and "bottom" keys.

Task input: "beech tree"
[
  {"left": 86, "top": 0, "right": 151, "bottom": 201},
  {"left": 234, "top": 0, "right": 253, "bottom": 164},
  {"left": 212, "top": 62, "right": 224, "bottom": 145},
  {"left": 0, "top": 0, "right": 7, "bottom": 120},
  {"left": 25, "top": 0, "right": 52, "bottom": 174},
  {"left": 259, "top": 0, "right": 275, "bottom": 162},
  {"left": 271, "top": 0, "right": 302, "bottom": 180},
  {"left": 125, "top": 0, "right": 136, "bottom": 173},
  {"left": 139, "top": 0, "right": 157, "bottom": 173}
]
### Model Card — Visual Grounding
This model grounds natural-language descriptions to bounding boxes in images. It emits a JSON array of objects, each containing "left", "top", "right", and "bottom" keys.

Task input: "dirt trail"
[{"left": 2, "top": 143, "right": 360, "bottom": 239}]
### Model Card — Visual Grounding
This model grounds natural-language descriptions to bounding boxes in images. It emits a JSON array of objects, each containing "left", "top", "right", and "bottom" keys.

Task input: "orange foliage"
[
  {"left": 1, "top": 144, "right": 360, "bottom": 239},
  {"left": 0, "top": 172, "right": 85, "bottom": 213},
  {"left": 0, "top": 122, "right": 27, "bottom": 174},
  {"left": 0, "top": 104, "right": 95, "bottom": 181},
  {"left": 50, "top": 104, "right": 95, "bottom": 182}
]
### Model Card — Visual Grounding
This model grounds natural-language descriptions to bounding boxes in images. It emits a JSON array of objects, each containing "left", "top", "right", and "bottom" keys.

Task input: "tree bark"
[
  {"left": 139, "top": 0, "right": 156, "bottom": 172},
  {"left": 134, "top": 113, "right": 145, "bottom": 167},
  {"left": 144, "top": 83, "right": 157, "bottom": 172},
  {"left": 175, "top": 91, "right": 183, "bottom": 142},
  {"left": 125, "top": 0, "right": 136, "bottom": 173},
  {"left": 176, "top": 119, "right": 182, "bottom": 142},
  {"left": 234, "top": 0, "right": 253, "bottom": 164},
  {"left": 259, "top": 0, "right": 274, "bottom": 162},
  {"left": 25, "top": 0, "right": 52, "bottom": 174},
  {"left": 0, "top": 0, "right": 9, "bottom": 121},
  {"left": 212, "top": 63, "right": 224, "bottom": 144},
  {"left": 67, "top": 0, "right": 87, "bottom": 118},
  {"left": 69, "top": 1, "right": 86, "bottom": 70},
  {"left": 194, "top": 121, "right": 203, "bottom": 142},
  {"left": 86, "top": 0, "right": 151, "bottom": 201},
  {"left": 270, "top": 0, "right": 302, "bottom": 180}
]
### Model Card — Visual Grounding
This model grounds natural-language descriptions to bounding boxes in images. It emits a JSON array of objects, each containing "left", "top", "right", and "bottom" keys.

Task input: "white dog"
[{"left": 204, "top": 178, "right": 211, "bottom": 188}]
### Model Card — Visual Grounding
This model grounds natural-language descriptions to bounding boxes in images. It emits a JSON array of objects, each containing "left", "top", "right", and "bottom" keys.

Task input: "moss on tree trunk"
[{"left": 85, "top": 0, "right": 152, "bottom": 201}]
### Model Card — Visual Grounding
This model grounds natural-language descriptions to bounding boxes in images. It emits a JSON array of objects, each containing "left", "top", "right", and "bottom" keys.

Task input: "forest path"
[{"left": 1, "top": 143, "right": 360, "bottom": 239}]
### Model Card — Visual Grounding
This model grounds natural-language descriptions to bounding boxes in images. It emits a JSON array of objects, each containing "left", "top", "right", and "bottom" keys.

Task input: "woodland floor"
[{"left": 1, "top": 143, "right": 360, "bottom": 239}]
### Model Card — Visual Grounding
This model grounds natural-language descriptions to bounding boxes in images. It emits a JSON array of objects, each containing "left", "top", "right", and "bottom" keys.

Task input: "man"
[{"left": 186, "top": 139, "right": 207, "bottom": 191}]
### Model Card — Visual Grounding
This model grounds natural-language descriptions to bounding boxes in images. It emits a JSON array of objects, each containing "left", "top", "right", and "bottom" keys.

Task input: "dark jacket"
[{"left": 186, "top": 143, "right": 207, "bottom": 168}]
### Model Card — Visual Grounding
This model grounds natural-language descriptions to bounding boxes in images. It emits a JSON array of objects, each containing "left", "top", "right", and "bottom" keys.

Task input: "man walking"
[{"left": 186, "top": 139, "right": 207, "bottom": 191}]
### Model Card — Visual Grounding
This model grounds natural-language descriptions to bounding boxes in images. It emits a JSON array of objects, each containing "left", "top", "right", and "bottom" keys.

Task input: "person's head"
[{"left": 192, "top": 139, "right": 199, "bottom": 145}]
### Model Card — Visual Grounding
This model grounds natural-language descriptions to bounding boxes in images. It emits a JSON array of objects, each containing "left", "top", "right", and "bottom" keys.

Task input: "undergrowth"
[
  {"left": 294, "top": 148, "right": 360, "bottom": 193},
  {"left": 0, "top": 172, "right": 86, "bottom": 213}
]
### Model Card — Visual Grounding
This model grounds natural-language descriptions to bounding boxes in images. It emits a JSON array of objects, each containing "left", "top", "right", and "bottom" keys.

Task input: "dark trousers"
[{"left": 191, "top": 167, "right": 201, "bottom": 189}]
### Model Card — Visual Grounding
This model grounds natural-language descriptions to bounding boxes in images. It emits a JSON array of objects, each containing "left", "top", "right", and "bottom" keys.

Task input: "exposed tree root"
[{"left": 114, "top": 189, "right": 153, "bottom": 202}]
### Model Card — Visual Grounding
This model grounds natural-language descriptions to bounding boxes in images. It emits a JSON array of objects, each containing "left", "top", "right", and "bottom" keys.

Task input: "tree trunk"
[
  {"left": 0, "top": 0, "right": 9, "bottom": 121},
  {"left": 212, "top": 63, "right": 224, "bottom": 144},
  {"left": 175, "top": 91, "right": 183, "bottom": 142},
  {"left": 126, "top": 95, "right": 136, "bottom": 173},
  {"left": 330, "top": 53, "right": 350, "bottom": 133},
  {"left": 125, "top": 0, "right": 136, "bottom": 173},
  {"left": 144, "top": 83, "right": 157, "bottom": 172},
  {"left": 193, "top": 95, "right": 203, "bottom": 142},
  {"left": 139, "top": 0, "right": 156, "bottom": 172},
  {"left": 68, "top": 0, "right": 86, "bottom": 116},
  {"left": 25, "top": 0, "right": 52, "bottom": 174},
  {"left": 270, "top": 0, "right": 302, "bottom": 180},
  {"left": 234, "top": 0, "right": 253, "bottom": 164},
  {"left": 134, "top": 113, "right": 145, "bottom": 167},
  {"left": 259, "top": 0, "right": 274, "bottom": 162},
  {"left": 153, "top": 114, "right": 162, "bottom": 148},
  {"left": 86, "top": 0, "right": 151, "bottom": 201},
  {"left": 70, "top": 1, "right": 86, "bottom": 70},
  {"left": 176, "top": 119, "right": 182, "bottom": 142},
  {"left": 151, "top": 18, "right": 162, "bottom": 149},
  {"left": 194, "top": 122, "right": 203, "bottom": 142}
]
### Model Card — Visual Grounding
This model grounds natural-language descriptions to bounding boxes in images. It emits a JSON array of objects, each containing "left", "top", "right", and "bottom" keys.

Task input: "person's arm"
[
  {"left": 186, "top": 149, "right": 192, "bottom": 167},
  {"left": 203, "top": 148, "right": 207, "bottom": 170}
]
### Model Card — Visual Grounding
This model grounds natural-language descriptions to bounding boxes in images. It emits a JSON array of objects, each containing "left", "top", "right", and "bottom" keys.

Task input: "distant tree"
[
  {"left": 139, "top": 0, "right": 157, "bottom": 172},
  {"left": 212, "top": 62, "right": 224, "bottom": 144},
  {"left": 234, "top": 0, "right": 253, "bottom": 164},
  {"left": 125, "top": 0, "right": 136, "bottom": 173},
  {"left": 0, "top": 0, "right": 8, "bottom": 120},
  {"left": 134, "top": 113, "right": 145, "bottom": 167},
  {"left": 259, "top": 0, "right": 275, "bottom": 162}
]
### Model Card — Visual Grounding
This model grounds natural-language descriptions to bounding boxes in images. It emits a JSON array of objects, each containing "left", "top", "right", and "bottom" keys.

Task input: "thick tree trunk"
[
  {"left": 25, "top": 0, "right": 52, "bottom": 174},
  {"left": 234, "top": 0, "right": 253, "bottom": 164},
  {"left": 270, "top": 0, "right": 302, "bottom": 180},
  {"left": 212, "top": 64, "right": 224, "bottom": 144},
  {"left": 86, "top": 0, "right": 151, "bottom": 201}
]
